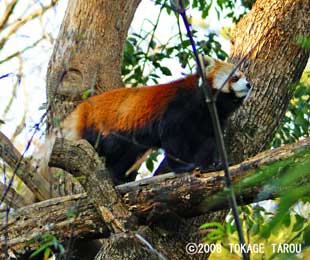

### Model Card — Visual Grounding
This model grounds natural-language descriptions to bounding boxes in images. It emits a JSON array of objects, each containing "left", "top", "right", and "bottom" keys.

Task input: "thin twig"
[
  {"left": 2, "top": 162, "right": 9, "bottom": 260},
  {"left": 0, "top": 67, "right": 67, "bottom": 205},
  {"left": 0, "top": 0, "right": 58, "bottom": 50},
  {"left": 141, "top": 2, "right": 165, "bottom": 76},
  {"left": 135, "top": 234, "right": 167, "bottom": 260},
  {"left": 2, "top": 55, "right": 23, "bottom": 122},
  {"left": 0, "top": 0, "right": 19, "bottom": 31},
  {"left": 0, "top": 37, "right": 44, "bottom": 65}
]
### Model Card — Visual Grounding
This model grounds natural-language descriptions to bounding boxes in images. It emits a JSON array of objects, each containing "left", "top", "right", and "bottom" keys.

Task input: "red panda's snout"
[{"left": 231, "top": 75, "right": 251, "bottom": 99}]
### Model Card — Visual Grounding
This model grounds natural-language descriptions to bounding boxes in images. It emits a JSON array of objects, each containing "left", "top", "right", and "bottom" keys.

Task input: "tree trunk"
[
  {"left": 46, "top": 0, "right": 142, "bottom": 126},
  {"left": 227, "top": 0, "right": 310, "bottom": 163}
]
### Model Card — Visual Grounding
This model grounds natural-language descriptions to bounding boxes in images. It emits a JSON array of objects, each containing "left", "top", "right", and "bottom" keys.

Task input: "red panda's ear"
[
  {"left": 199, "top": 55, "right": 215, "bottom": 74},
  {"left": 202, "top": 56, "right": 215, "bottom": 70}
]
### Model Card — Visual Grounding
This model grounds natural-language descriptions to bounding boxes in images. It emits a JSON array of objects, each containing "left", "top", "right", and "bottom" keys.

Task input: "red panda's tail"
[{"left": 34, "top": 110, "right": 81, "bottom": 181}]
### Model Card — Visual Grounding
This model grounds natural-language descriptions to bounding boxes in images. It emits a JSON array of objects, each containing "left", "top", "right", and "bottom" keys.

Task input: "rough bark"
[
  {"left": 119, "top": 139, "right": 310, "bottom": 217},
  {"left": 46, "top": 0, "right": 142, "bottom": 126},
  {"left": 0, "top": 193, "right": 109, "bottom": 257},
  {"left": 1, "top": 138, "right": 309, "bottom": 256},
  {"left": 0, "top": 182, "right": 28, "bottom": 208},
  {"left": 227, "top": 0, "right": 310, "bottom": 163},
  {"left": 49, "top": 139, "right": 138, "bottom": 234},
  {"left": 0, "top": 131, "right": 51, "bottom": 202}
]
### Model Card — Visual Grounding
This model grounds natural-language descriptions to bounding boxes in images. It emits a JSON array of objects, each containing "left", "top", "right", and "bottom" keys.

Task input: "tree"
[
  {"left": 0, "top": 0, "right": 309, "bottom": 259},
  {"left": 227, "top": 0, "right": 310, "bottom": 163}
]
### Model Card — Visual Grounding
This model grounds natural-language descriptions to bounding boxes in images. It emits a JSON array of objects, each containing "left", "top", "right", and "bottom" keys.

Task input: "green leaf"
[
  {"left": 82, "top": 89, "right": 92, "bottom": 99},
  {"left": 251, "top": 223, "right": 260, "bottom": 235},
  {"left": 296, "top": 36, "right": 310, "bottom": 50},
  {"left": 150, "top": 40, "right": 157, "bottom": 49},
  {"left": 146, "top": 158, "right": 154, "bottom": 172},
  {"left": 292, "top": 215, "right": 305, "bottom": 232},
  {"left": 30, "top": 241, "right": 54, "bottom": 258},
  {"left": 160, "top": 66, "right": 172, "bottom": 76},
  {"left": 303, "top": 226, "right": 310, "bottom": 245},
  {"left": 282, "top": 213, "right": 291, "bottom": 227},
  {"left": 200, "top": 222, "right": 225, "bottom": 232},
  {"left": 43, "top": 248, "right": 52, "bottom": 259}
]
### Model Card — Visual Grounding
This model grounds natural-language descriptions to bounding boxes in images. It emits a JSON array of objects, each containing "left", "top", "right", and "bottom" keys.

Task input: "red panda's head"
[{"left": 203, "top": 56, "right": 251, "bottom": 101}]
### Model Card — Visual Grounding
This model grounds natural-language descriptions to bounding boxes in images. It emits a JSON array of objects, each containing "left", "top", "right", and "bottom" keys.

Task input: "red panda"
[{"left": 44, "top": 56, "right": 251, "bottom": 184}]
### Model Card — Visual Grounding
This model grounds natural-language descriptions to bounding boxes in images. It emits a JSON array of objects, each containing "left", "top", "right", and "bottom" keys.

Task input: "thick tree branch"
[
  {"left": 49, "top": 138, "right": 138, "bottom": 234},
  {"left": 1, "top": 138, "right": 309, "bottom": 254},
  {"left": 0, "top": 131, "right": 23, "bottom": 170},
  {"left": 49, "top": 138, "right": 164, "bottom": 259},
  {"left": 0, "top": 181, "right": 28, "bottom": 208},
  {"left": 0, "top": 193, "right": 109, "bottom": 256},
  {"left": 0, "top": 131, "right": 53, "bottom": 201},
  {"left": 119, "top": 138, "right": 310, "bottom": 218},
  {"left": 50, "top": 137, "right": 310, "bottom": 219}
]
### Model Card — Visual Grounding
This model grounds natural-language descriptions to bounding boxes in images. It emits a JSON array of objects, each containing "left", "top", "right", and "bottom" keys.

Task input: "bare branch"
[
  {"left": 0, "top": 131, "right": 53, "bottom": 201},
  {"left": 0, "top": 37, "right": 44, "bottom": 65},
  {"left": 0, "top": 180, "right": 28, "bottom": 208},
  {"left": 0, "top": 0, "right": 19, "bottom": 31},
  {"left": 0, "top": 0, "right": 59, "bottom": 50},
  {"left": 2, "top": 54, "right": 22, "bottom": 120},
  {"left": 0, "top": 132, "right": 22, "bottom": 170}
]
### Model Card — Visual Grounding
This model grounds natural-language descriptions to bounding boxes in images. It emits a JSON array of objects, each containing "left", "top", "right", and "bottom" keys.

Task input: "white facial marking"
[
  {"left": 232, "top": 76, "right": 251, "bottom": 98},
  {"left": 213, "top": 71, "right": 231, "bottom": 93}
]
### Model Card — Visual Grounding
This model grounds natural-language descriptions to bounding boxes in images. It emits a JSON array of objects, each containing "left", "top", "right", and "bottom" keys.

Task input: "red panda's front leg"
[{"left": 159, "top": 133, "right": 218, "bottom": 175}]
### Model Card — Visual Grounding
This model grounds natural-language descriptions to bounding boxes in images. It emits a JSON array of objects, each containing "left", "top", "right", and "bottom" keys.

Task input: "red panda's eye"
[{"left": 231, "top": 76, "right": 239, "bottom": 82}]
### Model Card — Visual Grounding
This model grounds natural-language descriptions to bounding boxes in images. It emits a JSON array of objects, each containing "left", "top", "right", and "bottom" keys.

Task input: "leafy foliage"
[
  {"left": 271, "top": 81, "right": 310, "bottom": 148},
  {"left": 145, "top": 150, "right": 162, "bottom": 172},
  {"left": 122, "top": 30, "right": 228, "bottom": 86},
  {"left": 203, "top": 202, "right": 310, "bottom": 259},
  {"left": 271, "top": 27, "right": 310, "bottom": 149},
  {"left": 122, "top": 0, "right": 254, "bottom": 87},
  {"left": 30, "top": 234, "right": 64, "bottom": 259},
  {"left": 201, "top": 139, "right": 310, "bottom": 258},
  {"left": 121, "top": 0, "right": 256, "bottom": 86},
  {"left": 296, "top": 36, "right": 310, "bottom": 51}
]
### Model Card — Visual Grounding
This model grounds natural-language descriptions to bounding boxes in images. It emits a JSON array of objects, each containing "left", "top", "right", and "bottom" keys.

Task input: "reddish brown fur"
[
  {"left": 74, "top": 74, "right": 198, "bottom": 135},
  {"left": 207, "top": 60, "right": 235, "bottom": 92}
]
